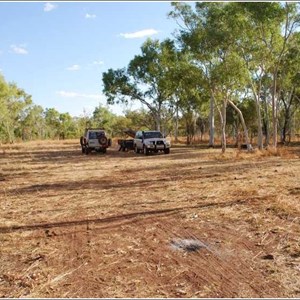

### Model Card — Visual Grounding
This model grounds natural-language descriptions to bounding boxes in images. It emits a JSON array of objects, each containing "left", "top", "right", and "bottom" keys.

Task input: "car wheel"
[
  {"left": 143, "top": 146, "right": 149, "bottom": 155},
  {"left": 164, "top": 148, "right": 170, "bottom": 154},
  {"left": 99, "top": 136, "right": 108, "bottom": 145},
  {"left": 80, "top": 136, "right": 84, "bottom": 146},
  {"left": 134, "top": 145, "right": 139, "bottom": 154},
  {"left": 102, "top": 148, "right": 107, "bottom": 154},
  {"left": 85, "top": 147, "right": 90, "bottom": 155}
]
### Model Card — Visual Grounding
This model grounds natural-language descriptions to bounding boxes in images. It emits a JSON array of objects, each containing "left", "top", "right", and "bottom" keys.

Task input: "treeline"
[
  {"left": 0, "top": 74, "right": 77, "bottom": 143},
  {"left": 0, "top": 73, "right": 194, "bottom": 143},
  {"left": 103, "top": 2, "right": 300, "bottom": 151}
]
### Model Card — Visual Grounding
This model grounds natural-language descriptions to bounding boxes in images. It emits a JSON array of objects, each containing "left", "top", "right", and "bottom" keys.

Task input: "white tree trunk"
[
  {"left": 249, "top": 77, "right": 264, "bottom": 150},
  {"left": 221, "top": 100, "right": 227, "bottom": 153},
  {"left": 215, "top": 98, "right": 227, "bottom": 153},
  {"left": 262, "top": 88, "right": 270, "bottom": 146},
  {"left": 174, "top": 105, "right": 179, "bottom": 142},
  {"left": 228, "top": 99, "right": 252, "bottom": 151},
  {"left": 209, "top": 93, "right": 215, "bottom": 147},
  {"left": 272, "top": 72, "right": 278, "bottom": 148}
]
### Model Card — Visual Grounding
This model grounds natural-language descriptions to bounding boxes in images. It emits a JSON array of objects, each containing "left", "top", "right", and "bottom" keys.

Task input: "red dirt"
[{"left": 0, "top": 140, "right": 300, "bottom": 297}]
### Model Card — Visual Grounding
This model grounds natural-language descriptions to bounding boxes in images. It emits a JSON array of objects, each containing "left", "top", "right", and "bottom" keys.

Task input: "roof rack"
[{"left": 85, "top": 128, "right": 105, "bottom": 131}]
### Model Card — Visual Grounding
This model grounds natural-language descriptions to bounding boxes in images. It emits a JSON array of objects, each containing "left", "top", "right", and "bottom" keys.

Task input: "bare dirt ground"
[{"left": 0, "top": 139, "right": 300, "bottom": 298}]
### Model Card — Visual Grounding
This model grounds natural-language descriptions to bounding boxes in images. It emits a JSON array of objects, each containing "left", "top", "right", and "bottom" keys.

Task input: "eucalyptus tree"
[
  {"left": 210, "top": 51, "right": 252, "bottom": 152},
  {"left": 44, "top": 108, "right": 61, "bottom": 139},
  {"left": 0, "top": 76, "right": 32, "bottom": 143},
  {"left": 268, "top": 2, "right": 300, "bottom": 147},
  {"left": 165, "top": 48, "right": 206, "bottom": 143},
  {"left": 276, "top": 32, "right": 300, "bottom": 142},
  {"left": 0, "top": 74, "right": 10, "bottom": 142},
  {"left": 224, "top": 3, "right": 271, "bottom": 149},
  {"left": 170, "top": 2, "right": 252, "bottom": 152},
  {"left": 21, "top": 104, "right": 45, "bottom": 140},
  {"left": 169, "top": 2, "right": 221, "bottom": 147},
  {"left": 102, "top": 38, "right": 178, "bottom": 132},
  {"left": 92, "top": 104, "right": 117, "bottom": 136},
  {"left": 235, "top": 2, "right": 300, "bottom": 148},
  {"left": 59, "top": 112, "right": 75, "bottom": 139}
]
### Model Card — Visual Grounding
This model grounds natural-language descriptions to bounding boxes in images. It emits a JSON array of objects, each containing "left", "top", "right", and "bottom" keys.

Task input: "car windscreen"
[
  {"left": 143, "top": 132, "right": 163, "bottom": 139},
  {"left": 89, "top": 131, "right": 104, "bottom": 139}
]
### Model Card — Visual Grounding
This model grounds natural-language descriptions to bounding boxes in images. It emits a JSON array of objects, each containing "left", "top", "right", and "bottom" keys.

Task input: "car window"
[
  {"left": 135, "top": 131, "right": 142, "bottom": 139},
  {"left": 143, "top": 131, "right": 163, "bottom": 139},
  {"left": 89, "top": 131, "right": 104, "bottom": 139}
]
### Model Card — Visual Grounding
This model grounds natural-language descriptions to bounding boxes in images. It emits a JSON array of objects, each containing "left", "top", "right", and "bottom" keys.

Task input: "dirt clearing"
[{"left": 1, "top": 140, "right": 300, "bottom": 298}]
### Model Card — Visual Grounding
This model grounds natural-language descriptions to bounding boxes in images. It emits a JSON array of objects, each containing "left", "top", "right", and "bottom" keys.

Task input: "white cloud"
[
  {"left": 85, "top": 13, "right": 96, "bottom": 19},
  {"left": 57, "top": 91, "right": 100, "bottom": 100},
  {"left": 10, "top": 44, "right": 28, "bottom": 55},
  {"left": 66, "top": 64, "right": 80, "bottom": 71},
  {"left": 44, "top": 3, "right": 57, "bottom": 12},
  {"left": 120, "top": 29, "right": 159, "bottom": 39},
  {"left": 92, "top": 60, "right": 104, "bottom": 66}
]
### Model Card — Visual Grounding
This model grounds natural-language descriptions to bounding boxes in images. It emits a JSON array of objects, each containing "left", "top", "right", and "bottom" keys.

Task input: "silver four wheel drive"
[
  {"left": 133, "top": 130, "right": 171, "bottom": 155},
  {"left": 80, "top": 128, "right": 112, "bottom": 154}
]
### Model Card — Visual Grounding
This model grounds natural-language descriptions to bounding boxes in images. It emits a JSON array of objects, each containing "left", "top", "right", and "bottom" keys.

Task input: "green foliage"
[
  {"left": 102, "top": 38, "right": 185, "bottom": 131},
  {"left": 43, "top": 108, "right": 60, "bottom": 139},
  {"left": 169, "top": 2, "right": 300, "bottom": 148},
  {"left": 0, "top": 76, "right": 33, "bottom": 143},
  {"left": 21, "top": 105, "right": 45, "bottom": 140},
  {"left": 91, "top": 104, "right": 117, "bottom": 136}
]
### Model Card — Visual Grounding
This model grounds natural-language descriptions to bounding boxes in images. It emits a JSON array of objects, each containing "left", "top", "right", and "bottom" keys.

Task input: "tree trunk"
[
  {"left": 250, "top": 84, "right": 263, "bottom": 150},
  {"left": 153, "top": 113, "right": 161, "bottom": 131},
  {"left": 228, "top": 99, "right": 252, "bottom": 151},
  {"left": 262, "top": 88, "right": 270, "bottom": 147},
  {"left": 233, "top": 122, "right": 238, "bottom": 147},
  {"left": 271, "top": 71, "right": 278, "bottom": 148},
  {"left": 174, "top": 105, "right": 179, "bottom": 143},
  {"left": 185, "top": 113, "right": 193, "bottom": 145},
  {"left": 221, "top": 100, "right": 227, "bottom": 153},
  {"left": 254, "top": 97, "right": 263, "bottom": 150},
  {"left": 5, "top": 122, "right": 14, "bottom": 144},
  {"left": 281, "top": 88, "right": 294, "bottom": 144},
  {"left": 281, "top": 118, "right": 288, "bottom": 143},
  {"left": 209, "top": 93, "right": 215, "bottom": 147}
]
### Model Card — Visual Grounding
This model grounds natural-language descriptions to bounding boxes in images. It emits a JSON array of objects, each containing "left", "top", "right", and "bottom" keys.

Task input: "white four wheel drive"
[
  {"left": 80, "top": 128, "right": 112, "bottom": 154},
  {"left": 133, "top": 130, "right": 171, "bottom": 155}
]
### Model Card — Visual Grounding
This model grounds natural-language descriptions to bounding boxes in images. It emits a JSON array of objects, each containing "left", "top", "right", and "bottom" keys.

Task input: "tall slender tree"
[{"left": 103, "top": 39, "right": 178, "bottom": 131}]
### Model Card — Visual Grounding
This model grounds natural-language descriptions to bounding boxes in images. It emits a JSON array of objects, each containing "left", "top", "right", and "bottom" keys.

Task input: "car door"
[{"left": 135, "top": 131, "right": 143, "bottom": 149}]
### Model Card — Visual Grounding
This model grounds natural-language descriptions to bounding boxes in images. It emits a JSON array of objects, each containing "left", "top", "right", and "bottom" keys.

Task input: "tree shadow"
[
  {"left": 0, "top": 198, "right": 251, "bottom": 234},
  {"left": 9, "top": 156, "right": 282, "bottom": 196}
]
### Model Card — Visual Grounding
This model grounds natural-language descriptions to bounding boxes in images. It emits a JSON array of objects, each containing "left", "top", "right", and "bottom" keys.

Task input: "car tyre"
[
  {"left": 134, "top": 145, "right": 140, "bottom": 154},
  {"left": 99, "top": 136, "right": 108, "bottom": 145},
  {"left": 143, "top": 146, "right": 149, "bottom": 155},
  {"left": 164, "top": 148, "right": 170, "bottom": 154}
]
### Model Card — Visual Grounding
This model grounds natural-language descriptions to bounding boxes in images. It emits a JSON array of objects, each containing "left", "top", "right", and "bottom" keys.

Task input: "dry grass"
[{"left": 0, "top": 139, "right": 300, "bottom": 298}]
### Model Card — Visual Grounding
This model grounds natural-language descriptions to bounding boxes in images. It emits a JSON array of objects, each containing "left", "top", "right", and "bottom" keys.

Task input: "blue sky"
[{"left": 0, "top": 1, "right": 177, "bottom": 117}]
